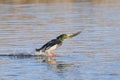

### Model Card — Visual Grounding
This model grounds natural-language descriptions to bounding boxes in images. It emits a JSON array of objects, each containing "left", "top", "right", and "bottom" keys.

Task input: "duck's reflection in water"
[
  {"left": 37, "top": 56, "right": 74, "bottom": 78},
  {"left": 35, "top": 56, "right": 73, "bottom": 69},
  {"left": 35, "top": 56, "right": 57, "bottom": 64}
]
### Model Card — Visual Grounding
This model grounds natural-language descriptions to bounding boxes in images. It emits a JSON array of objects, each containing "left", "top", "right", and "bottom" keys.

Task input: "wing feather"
[{"left": 36, "top": 39, "right": 61, "bottom": 52}]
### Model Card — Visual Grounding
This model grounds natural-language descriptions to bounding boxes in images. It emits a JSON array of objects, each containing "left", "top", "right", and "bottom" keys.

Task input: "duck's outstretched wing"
[{"left": 36, "top": 39, "right": 62, "bottom": 52}]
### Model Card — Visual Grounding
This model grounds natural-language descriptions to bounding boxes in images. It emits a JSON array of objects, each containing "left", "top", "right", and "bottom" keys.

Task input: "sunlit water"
[{"left": 0, "top": 1, "right": 120, "bottom": 80}]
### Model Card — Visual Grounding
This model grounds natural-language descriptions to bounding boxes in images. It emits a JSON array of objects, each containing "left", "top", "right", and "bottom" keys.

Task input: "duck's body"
[
  {"left": 35, "top": 39, "right": 62, "bottom": 56},
  {"left": 35, "top": 31, "right": 81, "bottom": 56}
]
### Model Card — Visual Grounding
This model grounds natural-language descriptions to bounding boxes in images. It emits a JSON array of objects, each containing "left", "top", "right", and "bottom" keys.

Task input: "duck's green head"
[
  {"left": 57, "top": 34, "right": 69, "bottom": 41},
  {"left": 57, "top": 31, "right": 81, "bottom": 41}
]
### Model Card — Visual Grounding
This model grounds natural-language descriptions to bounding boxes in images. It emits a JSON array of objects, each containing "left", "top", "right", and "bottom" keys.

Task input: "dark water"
[{"left": 0, "top": 0, "right": 120, "bottom": 80}]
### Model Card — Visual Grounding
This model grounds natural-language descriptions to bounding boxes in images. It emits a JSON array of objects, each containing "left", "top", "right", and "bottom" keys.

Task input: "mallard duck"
[{"left": 35, "top": 31, "right": 81, "bottom": 56}]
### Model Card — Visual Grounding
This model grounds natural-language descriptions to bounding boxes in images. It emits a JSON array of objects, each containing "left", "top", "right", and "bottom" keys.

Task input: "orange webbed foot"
[{"left": 49, "top": 52, "right": 57, "bottom": 57}]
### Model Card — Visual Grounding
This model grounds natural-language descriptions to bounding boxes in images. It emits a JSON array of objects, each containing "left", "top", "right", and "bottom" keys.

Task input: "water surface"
[{"left": 0, "top": 0, "right": 120, "bottom": 80}]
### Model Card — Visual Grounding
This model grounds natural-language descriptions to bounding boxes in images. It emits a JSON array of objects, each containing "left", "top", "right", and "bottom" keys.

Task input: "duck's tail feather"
[{"left": 36, "top": 48, "right": 41, "bottom": 52}]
